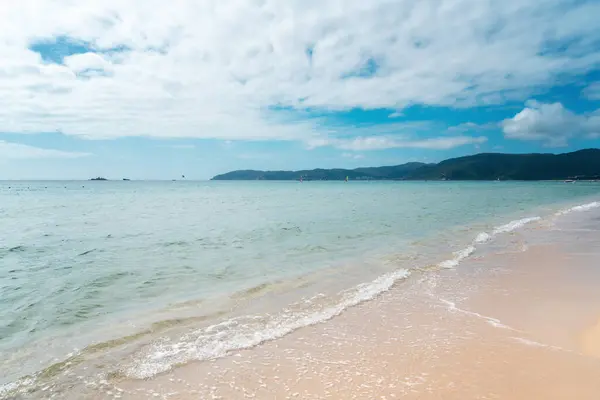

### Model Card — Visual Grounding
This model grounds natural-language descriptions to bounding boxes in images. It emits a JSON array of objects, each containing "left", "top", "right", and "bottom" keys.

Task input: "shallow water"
[{"left": 1, "top": 180, "right": 600, "bottom": 392}]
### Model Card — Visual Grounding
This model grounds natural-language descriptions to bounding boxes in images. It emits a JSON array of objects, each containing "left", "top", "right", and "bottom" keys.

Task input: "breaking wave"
[
  {"left": 126, "top": 268, "right": 411, "bottom": 378},
  {"left": 438, "top": 216, "right": 542, "bottom": 269},
  {"left": 555, "top": 201, "right": 600, "bottom": 216}
]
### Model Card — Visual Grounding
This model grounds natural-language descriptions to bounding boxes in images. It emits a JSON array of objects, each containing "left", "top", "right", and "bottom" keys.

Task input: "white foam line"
[
  {"left": 438, "top": 245, "right": 475, "bottom": 269},
  {"left": 555, "top": 201, "right": 600, "bottom": 216},
  {"left": 128, "top": 268, "right": 411, "bottom": 379},
  {"left": 438, "top": 216, "right": 541, "bottom": 270},
  {"left": 510, "top": 337, "right": 570, "bottom": 353},
  {"left": 474, "top": 232, "right": 491, "bottom": 243},
  {"left": 439, "top": 299, "right": 520, "bottom": 331},
  {"left": 0, "top": 376, "right": 36, "bottom": 398},
  {"left": 475, "top": 217, "right": 542, "bottom": 245},
  {"left": 492, "top": 217, "right": 541, "bottom": 235}
]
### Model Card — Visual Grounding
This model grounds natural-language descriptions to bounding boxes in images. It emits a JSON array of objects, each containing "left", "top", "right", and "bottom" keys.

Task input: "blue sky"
[{"left": 1, "top": 0, "right": 600, "bottom": 180}]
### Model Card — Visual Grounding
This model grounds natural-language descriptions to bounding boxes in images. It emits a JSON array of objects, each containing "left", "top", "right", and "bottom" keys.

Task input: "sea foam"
[
  {"left": 127, "top": 268, "right": 411, "bottom": 378},
  {"left": 492, "top": 217, "right": 542, "bottom": 235},
  {"left": 438, "top": 246, "right": 476, "bottom": 269},
  {"left": 555, "top": 201, "right": 600, "bottom": 216},
  {"left": 131, "top": 213, "right": 551, "bottom": 378},
  {"left": 438, "top": 216, "right": 541, "bottom": 269}
]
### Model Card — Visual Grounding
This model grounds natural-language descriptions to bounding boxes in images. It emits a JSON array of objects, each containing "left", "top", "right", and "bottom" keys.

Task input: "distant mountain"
[
  {"left": 211, "top": 149, "right": 600, "bottom": 181},
  {"left": 405, "top": 149, "right": 600, "bottom": 180},
  {"left": 211, "top": 162, "right": 428, "bottom": 181},
  {"left": 353, "top": 162, "right": 431, "bottom": 179}
]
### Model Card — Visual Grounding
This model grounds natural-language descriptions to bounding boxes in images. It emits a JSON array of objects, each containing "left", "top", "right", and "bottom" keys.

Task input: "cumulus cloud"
[
  {"left": 63, "top": 52, "right": 112, "bottom": 75},
  {"left": 0, "top": 141, "right": 91, "bottom": 159},
  {"left": 502, "top": 101, "right": 600, "bottom": 146},
  {"left": 308, "top": 135, "right": 487, "bottom": 151},
  {"left": 0, "top": 0, "right": 600, "bottom": 143}
]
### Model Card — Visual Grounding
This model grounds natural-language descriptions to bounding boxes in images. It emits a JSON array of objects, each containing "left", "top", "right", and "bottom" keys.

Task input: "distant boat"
[
  {"left": 122, "top": 178, "right": 130, "bottom": 181},
  {"left": 90, "top": 177, "right": 107, "bottom": 181},
  {"left": 565, "top": 179, "right": 575, "bottom": 183}
]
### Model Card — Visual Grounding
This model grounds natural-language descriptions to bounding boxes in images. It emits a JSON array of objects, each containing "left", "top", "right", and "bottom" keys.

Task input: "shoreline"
[
  {"left": 110, "top": 201, "right": 600, "bottom": 400},
  {"left": 3, "top": 197, "right": 600, "bottom": 399}
]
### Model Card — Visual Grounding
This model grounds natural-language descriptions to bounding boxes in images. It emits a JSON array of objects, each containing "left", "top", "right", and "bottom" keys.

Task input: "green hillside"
[{"left": 211, "top": 149, "right": 600, "bottom": 181}]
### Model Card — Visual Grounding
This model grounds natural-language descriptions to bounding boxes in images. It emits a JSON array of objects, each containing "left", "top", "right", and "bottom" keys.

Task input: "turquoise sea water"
[{"left": 2, "top": 180, "right": 600, "bottom": 394}]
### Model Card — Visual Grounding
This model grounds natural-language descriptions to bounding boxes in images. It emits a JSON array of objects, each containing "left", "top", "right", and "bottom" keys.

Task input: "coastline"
[
  {"left": 2, "top": 197, "right": 599, "bottom": 399},
  {"left": 110, "top": 201, "right": 600, "bottom": 400}
]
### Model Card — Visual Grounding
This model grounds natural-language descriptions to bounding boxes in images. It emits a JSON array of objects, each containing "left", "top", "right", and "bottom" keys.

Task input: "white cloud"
[
  {"left": 447, "top": 122, "right": 498, "bottom": 133},
  {"left": 309, "top": 135, "right": 487, "bottom": 151},
  {"left": 583, "top": 82, "right": 600, "bottom": 100},
  {"left": 0, "top": 0, "right": 599, "bottom": 142},
  {"left": 63, "top": 52, "right": 112, "bottom": 75},
  {"left": 502, "top": 101, "right": 600, "bottom": 146},
  {"left": 342, "top": 152, "right": 364, "bottom": 159},
  {"left": 0, "top": 140, "right": 91, "bottom": 159}
]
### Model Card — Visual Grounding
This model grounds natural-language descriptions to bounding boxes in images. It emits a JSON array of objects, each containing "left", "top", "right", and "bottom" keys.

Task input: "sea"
[{"left": 1, "top": 180, "right": 600, "bottom": 398}]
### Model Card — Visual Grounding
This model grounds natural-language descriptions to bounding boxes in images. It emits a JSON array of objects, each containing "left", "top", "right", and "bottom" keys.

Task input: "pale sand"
[
  {"left": 78, "top": 210, "right": 600, "bottom": 399},
  {"left": 581, "top": 319, "right": 600, "bottom": 358}
]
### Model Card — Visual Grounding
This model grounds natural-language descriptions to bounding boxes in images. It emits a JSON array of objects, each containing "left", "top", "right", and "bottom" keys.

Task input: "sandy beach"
[{"left": 39, "top": 204, "right": 595, "bottom": 400}]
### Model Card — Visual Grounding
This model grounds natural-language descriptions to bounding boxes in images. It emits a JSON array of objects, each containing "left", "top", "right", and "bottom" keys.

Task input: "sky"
[{"left": 1, "top": 0, "right": 600, "bottom": 180}]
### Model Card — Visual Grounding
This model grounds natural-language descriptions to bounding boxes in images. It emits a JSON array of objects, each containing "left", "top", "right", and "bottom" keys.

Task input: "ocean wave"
[
  {"left": 126, "top": 268, "right": 411, "bottom": 379},
  {"left": 0, "top": 376, "right": 35, "bottom": 398},
  {"left": 438, "top": 245, "right": 475, "bottom": 269},
  {"left": 438, "top": 216, "right": 541, "bottom": 269},
  {"left": 474, "top": 217, "right": 542, "bottom": 245},
  {"left": 474, "top": 232, "right": 492, "bottom": 243},
  {"left": 431, "top": 206, "right": 600, "bottom": 333},
  {"left": 492, "top": 217, "right": 542, "bottom": 235},
  {"left": 555, "top": 201, "right": 600, "bottom": 216}
]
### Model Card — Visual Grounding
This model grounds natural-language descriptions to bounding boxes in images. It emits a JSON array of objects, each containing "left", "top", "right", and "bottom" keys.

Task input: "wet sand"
[{"left": 80, "top": 207, "right": 600, "bottom": 400}]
